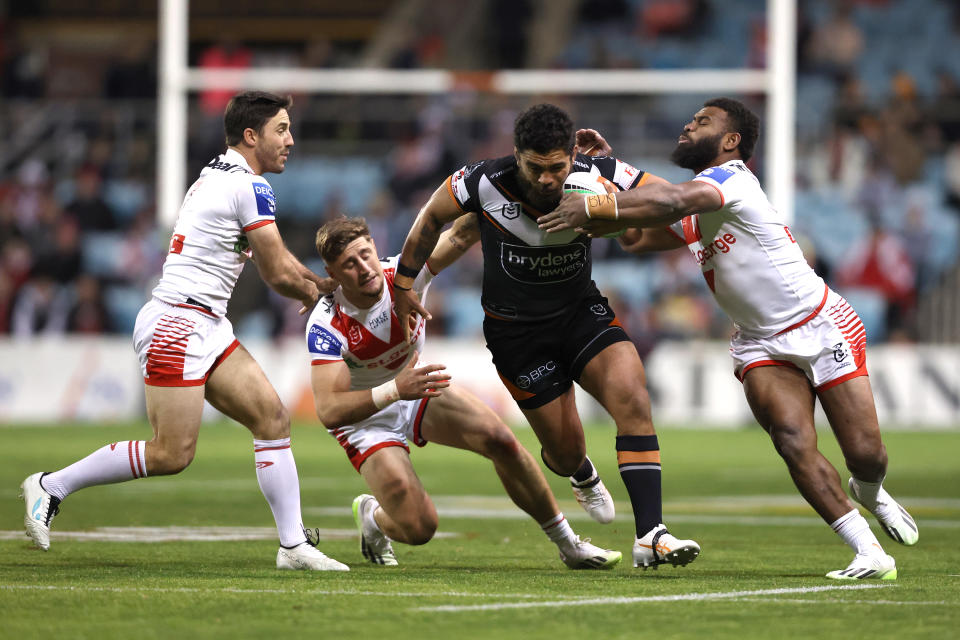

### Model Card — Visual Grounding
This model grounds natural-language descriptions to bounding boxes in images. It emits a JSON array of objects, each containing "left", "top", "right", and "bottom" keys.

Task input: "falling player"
[{"left": 306, "top": 216, "right": 621, "bottom": 569}]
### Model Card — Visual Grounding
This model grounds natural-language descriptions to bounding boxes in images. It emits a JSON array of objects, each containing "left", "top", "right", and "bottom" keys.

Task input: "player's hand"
[
  {"left": 394, "top": 286, "right": 432, "bottom": 342},
  {"left": 537, "top": 191, "right": 590, "bottom": 233},
  {"left": 394, "top": 355, "right": 450, "bottom": 400},
  {"left": 575, "top": 128, "right": 612, "bottom": 157},
  {"left": 314, "top": 276, "right": 337, "bottom": 295},
  {"left": 297, "top": 280, "right": 320, "bottom": 315}
]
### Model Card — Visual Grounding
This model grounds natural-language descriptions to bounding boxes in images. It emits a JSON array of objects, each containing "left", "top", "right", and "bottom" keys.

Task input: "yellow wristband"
[{"left": 584, "top": 193, "right": 618, "bottom": 220}]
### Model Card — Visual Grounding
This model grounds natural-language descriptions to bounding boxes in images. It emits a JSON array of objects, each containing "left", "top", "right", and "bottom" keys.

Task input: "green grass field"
[{"left": 1, "top": 422, "right": 958, "bottom": 639}]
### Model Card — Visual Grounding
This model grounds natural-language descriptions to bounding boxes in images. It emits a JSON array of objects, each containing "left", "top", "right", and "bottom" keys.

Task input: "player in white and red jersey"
[
  {"left": 307, "top": 217, "right": 621, "bottom": 569},
  {"left": 540, "top": 97, "right": 918, "bottom": 580},
  {"left": 20, "top": 91, "right": 347, "bottom": 571}
]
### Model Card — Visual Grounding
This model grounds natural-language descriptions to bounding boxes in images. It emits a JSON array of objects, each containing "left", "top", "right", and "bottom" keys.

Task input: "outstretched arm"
[
  {"left": 538, "top": 180, "right": 722, "bottom": 234},
  {"left": 617, "top": 227, "right": 686, "bottom": 254},
  {"left": 246, "top": 223, "right": 319, "bottom": 314}
]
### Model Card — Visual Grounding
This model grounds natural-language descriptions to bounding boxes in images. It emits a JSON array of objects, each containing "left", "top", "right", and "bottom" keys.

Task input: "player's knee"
[
  {"left": 768, "top": 423, "right": 811, "bottom": 466},
  {"left": 404, "top": 513, "right": 438, "bottom": 545},
  {"left": 147, "top": 441, "right": 196, "bottom": 475},
  {"left": 845, "top": 440, "right": 888, "bottom": 478},
  {"left": 477, "top": 424, "right": 522, "bottom": 462},
  {"left": 256, "top": 402, "right": 291, "bottom": 440}
]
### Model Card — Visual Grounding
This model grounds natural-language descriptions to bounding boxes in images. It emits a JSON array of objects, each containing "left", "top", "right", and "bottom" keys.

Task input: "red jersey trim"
[
  {"left": 311, "top": 358, "right": 344, "bottom": 366},
  {"left": 774, "top": 285, "right": 829, "bottom": 336},
  {"left": 242, "top": 219, "right": 275, "bottom": 232}
]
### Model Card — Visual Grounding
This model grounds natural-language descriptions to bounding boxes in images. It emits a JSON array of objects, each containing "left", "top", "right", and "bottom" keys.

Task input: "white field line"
[
  {"left": 0, "top": 584, "right": 579, "bottom": 600},
  {"left": 0, "top": 526, "right": 457, "bottom": 543},
  {"left": 415, "top": 584, "right": 894, "bottom": 612},
  {"left": 734, "top": 598, "right": 952, "bottom": 606}
]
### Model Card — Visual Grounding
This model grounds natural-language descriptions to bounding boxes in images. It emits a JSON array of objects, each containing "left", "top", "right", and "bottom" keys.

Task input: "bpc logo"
[{"left": 517, "top": 361, "right": 556, "bottom": 389}]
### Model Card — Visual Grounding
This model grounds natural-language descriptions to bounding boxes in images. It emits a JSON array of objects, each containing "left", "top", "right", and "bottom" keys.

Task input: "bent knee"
[
  {"left": 477, "top": 425, "right": 523, "bottom": 461},
  {"left": 253, "top": 402, "right": 291, "bottom": 440},
  {"left": 767, "top": 423, "right": 814, "bottom": 464},
  {"left": 402, "top": 514, "right": 438, "bottom": 546},
  {"left": 147, "top": 442, "right": 196, "bottom": 475}
]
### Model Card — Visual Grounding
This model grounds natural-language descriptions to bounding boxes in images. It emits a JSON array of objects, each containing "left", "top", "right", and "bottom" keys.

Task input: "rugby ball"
[
  {"left": 563, "top": 171, "right": 615, "bottom": 196},
  {"left": 562, "top": 172, "right": 624, "bottom": 237}
]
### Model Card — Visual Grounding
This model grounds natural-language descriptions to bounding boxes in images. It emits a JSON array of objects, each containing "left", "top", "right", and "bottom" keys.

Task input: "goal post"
[{"left": 158, "top": 0, "right": 795, "bottom": 229}]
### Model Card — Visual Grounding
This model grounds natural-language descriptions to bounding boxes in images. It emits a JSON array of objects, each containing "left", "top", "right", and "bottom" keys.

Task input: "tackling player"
[
  {"left": 539, "top": 97, "right": 919, "bottom": 580},
  {"left": 20, "top": 91, "right": 348, "bottom": 571},
  {"left": 392, "top": 103, "right": 700, "bottom": 570},
  {"left": 306, "top": 216, "right": 621, "bottom": 569}
]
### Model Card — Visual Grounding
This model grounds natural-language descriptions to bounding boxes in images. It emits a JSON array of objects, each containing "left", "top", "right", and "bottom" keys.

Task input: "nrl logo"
[{"left": 501, "top": 203, "right": 522, "bottom": 220}]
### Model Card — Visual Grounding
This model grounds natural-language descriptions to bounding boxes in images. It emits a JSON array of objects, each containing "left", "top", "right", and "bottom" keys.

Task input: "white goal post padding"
[{"left": 158, "top": 0, "right": 795, "bottom": 230}]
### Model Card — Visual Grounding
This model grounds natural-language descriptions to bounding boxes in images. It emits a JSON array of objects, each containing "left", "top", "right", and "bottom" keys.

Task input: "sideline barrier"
[{"left": 0, "top": 337, "right": 957, "bottom": 429}]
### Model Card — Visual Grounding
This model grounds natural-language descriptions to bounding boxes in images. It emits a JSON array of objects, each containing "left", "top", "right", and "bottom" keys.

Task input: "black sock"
[
  {"left": 570, "top": 457, "right": 595, "bottom": 484},
  {"left": 616, "top": 434, "right": 662, "bottom": 537}
]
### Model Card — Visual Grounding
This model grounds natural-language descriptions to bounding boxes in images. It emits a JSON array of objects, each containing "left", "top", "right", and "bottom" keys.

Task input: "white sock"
[
  {"left": 850, "top": 476, "right": 884, "bottom": 508},
  {"left": 830, "top": 508, "right": 884, "bottom": 556},
  {"left": 363, "top": 499, "right": 385, "bottom": 537},
  {"left": 42, "top": 441, "right": 147, "bottom": 500},
  {"left": 254, "top": 438, "right": 306, "bottom": 548},
  {"left": 540, "top": 513, "right": 577, "bottom": 551}
]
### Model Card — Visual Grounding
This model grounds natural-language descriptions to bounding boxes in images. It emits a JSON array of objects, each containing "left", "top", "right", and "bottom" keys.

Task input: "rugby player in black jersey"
[{"left": 391, "top": 103, "right": 700, "bottom": 569}]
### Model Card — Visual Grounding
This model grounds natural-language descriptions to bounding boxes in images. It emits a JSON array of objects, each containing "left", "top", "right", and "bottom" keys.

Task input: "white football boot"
[
  {"left": 570, "top": 473, "right": 616, "bottom": 524},
  {"left": 826, "top": 552, "right": 897, "bottom": 580},
  {"left": 20, "top": 473, "right": 60, "bottom": 551},
  {"left": 559, "top": 536, "right": 622, "bottom": 570},
  {"left": 848, "top": 478, "right": 919, "bottom": 546},
  {"left": 633, "top": 524, "right": 700, "bottom": 569},
  {"left": 352, "top": 494, "right": 398, "bottom": 566},
  {"left": 277, "top": 527, "right": 349, "bottom": 571}
]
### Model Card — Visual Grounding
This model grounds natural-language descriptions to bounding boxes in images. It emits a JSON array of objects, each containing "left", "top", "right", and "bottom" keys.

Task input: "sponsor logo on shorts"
[
  {"left": 516, "top": 361, "right": 556, "bottom": 389},
  {"left": 833, "top": 342, "right": 848, "bottom": 363},
  {"left": 590, "top": 303, "right": 608, "bottom": 316},
  {"left": 501, "top": 242, "right": 586, "bottom": 284}
]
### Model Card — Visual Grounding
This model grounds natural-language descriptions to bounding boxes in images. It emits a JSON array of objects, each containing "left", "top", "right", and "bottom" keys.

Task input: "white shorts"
[
  {"left": 731, "top": 289, "right": 868, "bottom": 391},
  {"left": 133, "top": 297, "right": 239, "bottom": 387},
  {"left": 328, "top": 397, "right": 431, "bottom": 472}
]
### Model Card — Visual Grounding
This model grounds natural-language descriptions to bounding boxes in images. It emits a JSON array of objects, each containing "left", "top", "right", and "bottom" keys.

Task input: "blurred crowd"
[{"left": 1, "top": 0, "right": 958, "bottom": 346}]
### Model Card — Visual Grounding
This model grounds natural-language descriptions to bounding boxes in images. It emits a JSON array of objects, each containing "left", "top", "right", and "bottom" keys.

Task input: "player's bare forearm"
[
  {"left": 618, "top": 227, "right": 686, "bottom": 254},
  {"left": 427, "top": 212, "right": 479, "bottom": 274},
  {"left": 297, "top": 260, "right": 337, "bottom": 294}
]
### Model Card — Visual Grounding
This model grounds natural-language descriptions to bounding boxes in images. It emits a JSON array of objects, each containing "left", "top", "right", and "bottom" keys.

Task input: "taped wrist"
[
  {"left": 371, "top": 379, "right": 401, "bottom": 409},
  {"left": 584, "top": 193, "right": 619, "bottom": 220}
]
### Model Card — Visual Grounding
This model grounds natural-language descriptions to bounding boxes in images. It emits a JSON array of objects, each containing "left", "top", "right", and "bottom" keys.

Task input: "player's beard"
[
  {"left": 670, "top": 132, "right": 724, "bottom": 173},
  {"left": 516, "top": 172, "right": 563, "bottom": 212}
]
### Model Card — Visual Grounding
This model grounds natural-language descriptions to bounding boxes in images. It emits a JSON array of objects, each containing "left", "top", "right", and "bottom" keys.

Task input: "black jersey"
[{"left": 446, "top": 153, "right": 647, "bottom": 321}]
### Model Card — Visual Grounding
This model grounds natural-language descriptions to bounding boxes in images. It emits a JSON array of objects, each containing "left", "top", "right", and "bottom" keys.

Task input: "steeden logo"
[{"left": 256, "top": 461, "right": 274, "bottom": 469}]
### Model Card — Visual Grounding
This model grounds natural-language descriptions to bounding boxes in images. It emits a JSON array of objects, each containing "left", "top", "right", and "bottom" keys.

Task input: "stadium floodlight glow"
[{"left": 158, "top": 0, "right": 795, "bottom": 228}]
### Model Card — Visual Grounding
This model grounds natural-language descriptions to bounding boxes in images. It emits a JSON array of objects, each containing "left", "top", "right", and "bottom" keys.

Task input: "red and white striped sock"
[
  {"left": 254, "top": 438, "right": 307, "bottom": 548},
  {"left": 42, "top": 441, "right": 147, "bottom": 501}
]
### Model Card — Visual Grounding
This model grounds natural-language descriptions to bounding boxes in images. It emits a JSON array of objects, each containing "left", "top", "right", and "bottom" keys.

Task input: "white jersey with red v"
[{"left": 304, "top": 256, "right": 431, "bottom": 389}]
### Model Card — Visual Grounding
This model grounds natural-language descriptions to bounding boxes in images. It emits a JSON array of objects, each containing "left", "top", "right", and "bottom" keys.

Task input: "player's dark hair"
[
  {"left": 704, "top": 97, "right": 760, "bottom": 162},
  {"left": 224, "top": 91, "right": 292, "bottom": 147},
  {"left": 514, "top": 103, "right": 575, "bottom": 155},
  {"left": 315, "top": 217, "right": 371, "bottom": 263}
]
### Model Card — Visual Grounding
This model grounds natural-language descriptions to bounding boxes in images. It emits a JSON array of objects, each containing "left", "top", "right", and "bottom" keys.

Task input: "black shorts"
[{"left": 483, "top": 293, "right": 630, "bottom": 410}]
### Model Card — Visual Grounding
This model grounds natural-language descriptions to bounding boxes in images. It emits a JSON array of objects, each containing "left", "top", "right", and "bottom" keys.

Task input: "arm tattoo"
[{"left": 411, "top": 217, "right": 443, "bottom": 267}]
